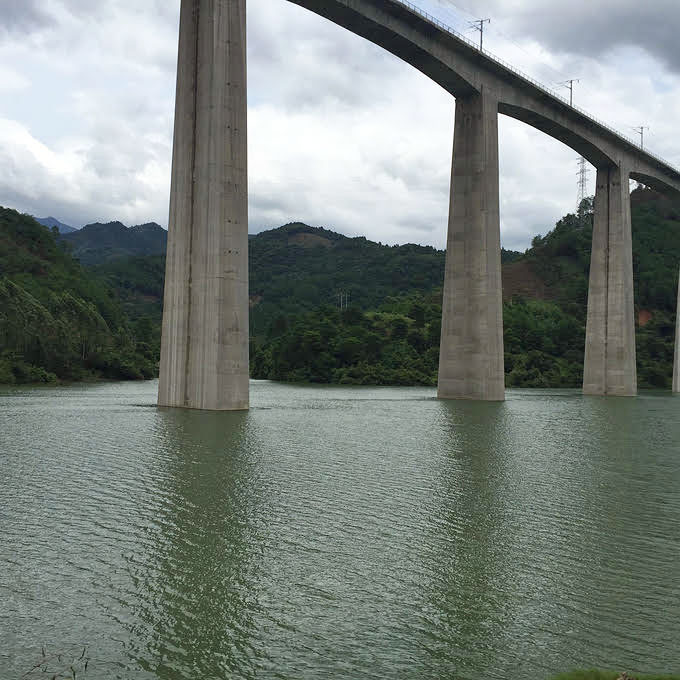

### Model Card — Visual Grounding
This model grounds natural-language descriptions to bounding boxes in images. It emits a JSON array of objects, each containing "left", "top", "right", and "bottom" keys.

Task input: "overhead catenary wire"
[
  {"left": 411, "top": 0, "right": 663, "bottom": 149},
  {"left": 468, "top": 18, "right": 490, "bottom": 51},
  {"left": 393, "top": 0, "right": 674, "bottom": 170},
  {"left": 632, "top": 125, "right": 649, "bottom": 150},
  {"left": 420, "top": 0, "right": 581, "bottom": 85},
  {"left": 560, "top": 79, "right": 580, "bottom": 107}
]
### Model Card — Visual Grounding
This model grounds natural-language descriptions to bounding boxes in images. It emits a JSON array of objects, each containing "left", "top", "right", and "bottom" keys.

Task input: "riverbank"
[{"left": 551, "top": 670, "right": 680, "bottom": 679}]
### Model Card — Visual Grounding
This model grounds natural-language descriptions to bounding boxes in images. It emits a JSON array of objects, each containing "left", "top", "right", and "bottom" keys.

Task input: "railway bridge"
[{"left": 158, "top": 0, "right": 680, "bottom": 410}]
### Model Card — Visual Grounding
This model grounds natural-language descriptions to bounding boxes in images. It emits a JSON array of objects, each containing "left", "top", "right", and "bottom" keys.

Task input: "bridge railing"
[{"left": 392, "top": 0, "right": 679, "bottom": 175}]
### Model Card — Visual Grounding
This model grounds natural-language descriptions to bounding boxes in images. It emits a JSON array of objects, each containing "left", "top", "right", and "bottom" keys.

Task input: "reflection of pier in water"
[
  {"left": 121, "top": 409, "right": 267, "bottom": 676},
  {"left": 424, "top": 395, "right": 680, "bottom": 677}
]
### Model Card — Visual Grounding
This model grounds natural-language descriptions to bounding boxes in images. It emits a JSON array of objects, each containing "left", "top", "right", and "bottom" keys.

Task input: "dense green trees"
[
  {"left": 249, "top": 295, "right": 587, "bottom": 388},
  {"left": 248, "top": 223, "right": 450, "bottom": 335},
  {"left": 0, "top": 208, "right": 156, "bottom": 384},
  {"left": 2, "top": 186, "right": 679, "bottom": 388},
  {"left": 251, "top": 190, "right": 680, "bottom": 389},
  {"left": 521, "top": 188, "right": 679, "bottom": 388},
  {"left": 251, "top": 302, "right": 440, "bottom": 385},
  {"left": 504, "top": 298, "right": 584, "bottom": 387}
]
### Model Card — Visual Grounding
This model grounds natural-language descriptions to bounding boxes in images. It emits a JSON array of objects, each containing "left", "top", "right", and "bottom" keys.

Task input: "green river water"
[{"left": 1, "top": 380, "right": 679, "bottom": 679}]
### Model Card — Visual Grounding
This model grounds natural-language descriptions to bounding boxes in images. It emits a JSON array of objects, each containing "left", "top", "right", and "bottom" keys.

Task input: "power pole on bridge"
[
  {"left": 468, "top": 18, "right": 490, "bottom": 51},
  {"left": 632, "top": 125, "right": 649, "bottom": 150},
  {"left": 559, "top": 79, "right": 579, "bottom": 106}
]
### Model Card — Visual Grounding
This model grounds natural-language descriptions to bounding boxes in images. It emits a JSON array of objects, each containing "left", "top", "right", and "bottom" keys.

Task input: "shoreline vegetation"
[
  {"left": 2, "top": 186, "right": 679, "bottom": 389},
  {"left": 0, "top": 207, "right": 156, "bottom": 385}
]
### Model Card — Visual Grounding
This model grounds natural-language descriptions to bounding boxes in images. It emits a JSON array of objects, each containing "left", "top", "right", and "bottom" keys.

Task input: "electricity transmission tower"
[
  {"left": 468, "top": 18, "right": 490, "bottom": 50},
  {"left": 577, "top": 157, "right": 590, "bottom": 209}
]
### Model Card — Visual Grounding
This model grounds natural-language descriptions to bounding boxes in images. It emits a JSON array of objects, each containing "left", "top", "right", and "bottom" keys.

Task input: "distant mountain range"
[
  {"left": 35, "top": 216, "right": 77, "bottom": 234},
  {"left": 59, "top": 220, "right": 167, "bottom": 266}
]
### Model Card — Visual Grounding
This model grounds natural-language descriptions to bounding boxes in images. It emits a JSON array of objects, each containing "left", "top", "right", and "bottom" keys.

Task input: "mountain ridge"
[{"left": 35, "top": 216, "right": 77, "bottom": 233}]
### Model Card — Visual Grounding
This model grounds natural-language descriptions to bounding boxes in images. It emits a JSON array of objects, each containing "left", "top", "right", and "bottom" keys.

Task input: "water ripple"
[{"left": 1, "top": 382, "right": 679, "bottom": 678}]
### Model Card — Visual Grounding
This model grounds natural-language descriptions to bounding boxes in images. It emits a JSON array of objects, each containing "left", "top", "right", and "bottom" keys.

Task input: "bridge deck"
[
  {"left": 289, "top": 0, "right": 680, "bottom": 191},
  {"left": 393, "top": 0, "right": 679, "bottom": 178}
]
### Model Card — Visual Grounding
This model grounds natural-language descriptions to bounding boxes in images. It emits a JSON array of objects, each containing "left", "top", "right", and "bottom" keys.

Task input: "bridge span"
[{"left": 158, "top": 0, "right": 680, "bottom": 410}]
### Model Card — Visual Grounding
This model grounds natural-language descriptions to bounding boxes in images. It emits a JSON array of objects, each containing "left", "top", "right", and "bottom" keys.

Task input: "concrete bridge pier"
[
  {"left": 158, "top": 0, "right": 249, "bottom": 410},
  {"left": 438, "top": 91, "right": 505, "bottom": 401},
  {"left": 583, "top": 165, "right": 637, "bottom": 396},
  {"left": 674, "top": 268, "right": 680, "bottom": 393}
]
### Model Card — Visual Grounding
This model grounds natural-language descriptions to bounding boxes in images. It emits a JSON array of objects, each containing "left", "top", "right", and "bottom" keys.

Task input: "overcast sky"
[{"left": 0, "top": 0, "right": 678, "bottom": 251}]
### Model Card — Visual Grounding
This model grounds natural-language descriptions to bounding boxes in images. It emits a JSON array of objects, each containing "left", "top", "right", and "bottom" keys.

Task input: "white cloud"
[
  {"left": 0, "top": 0, "right": 678, "bottom": 250},
  {"left": 0, "top": 65, "right": 30, "bottom": 93}
]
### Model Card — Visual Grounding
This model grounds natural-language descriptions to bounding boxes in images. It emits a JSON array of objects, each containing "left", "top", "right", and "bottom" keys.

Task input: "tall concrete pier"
[
  {"left": 583, "top": 165, "right": 637, "bottom": 396},
  {"left": 438, "top": 92, "right": 505, "bottom": 401},
  {"left": 674, "top": 268, "right": 680, "bottom": 393},
  {"left": 158, "top": 0, "right": 249, "bottom": 410}
]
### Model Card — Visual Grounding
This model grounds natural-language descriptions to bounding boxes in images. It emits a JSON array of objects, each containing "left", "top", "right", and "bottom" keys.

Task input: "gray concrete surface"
[
  {"left": 158, "top": 0, "right": 249, "bottom": 410},
  {"left": 583, "top": 166, "right": 637, "bottom": 396},
  {"left": 438, "top": 92, "right": 505, "bottom": 401},
  {"left": 674, "top": 269, "right": 680, "bottom": 393}
]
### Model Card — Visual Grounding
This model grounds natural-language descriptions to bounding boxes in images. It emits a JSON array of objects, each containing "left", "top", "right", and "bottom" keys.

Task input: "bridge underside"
[{"left": 158, "top": 0, "right": 680, "bottom": 409}]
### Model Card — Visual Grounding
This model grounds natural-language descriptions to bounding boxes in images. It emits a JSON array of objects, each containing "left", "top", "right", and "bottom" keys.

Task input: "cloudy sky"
[{"left": 0, "top": 0, "right": 678, "bottom": 251}]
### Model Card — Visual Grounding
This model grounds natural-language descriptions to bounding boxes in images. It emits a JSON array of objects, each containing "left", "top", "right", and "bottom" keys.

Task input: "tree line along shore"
[{"left": 1, "top": 187, "right": 679, "bottom": 389}]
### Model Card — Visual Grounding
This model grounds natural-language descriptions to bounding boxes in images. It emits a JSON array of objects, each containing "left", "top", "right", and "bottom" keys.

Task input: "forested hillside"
[
  {"left": 93, "top": 222, "right": 521, "bottom": 337},
  {"left": 0, "top": 208, "right": 157, "bottom": 384},
  {"left": 2, "top": 186, "right": 678, "bottom": 388},
  {"left": 250, "top": 223, "right": 443, "bottom": 335},
  {"left": 250, "top": 188, "right": 680, "bottom": 388}
]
